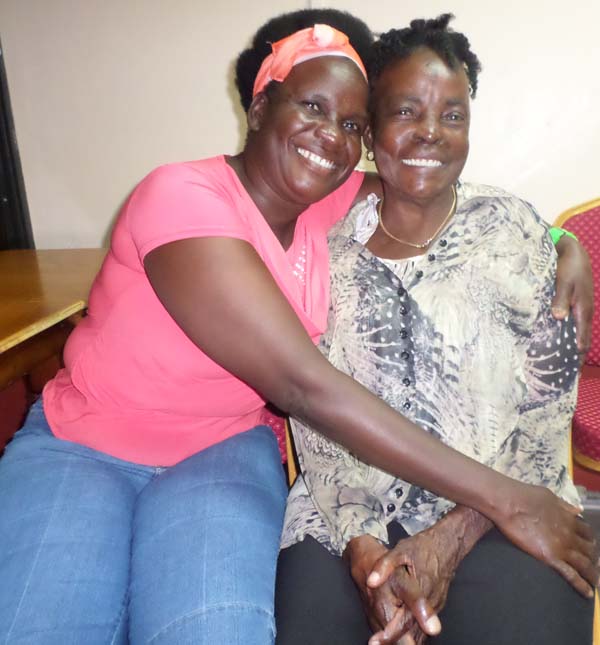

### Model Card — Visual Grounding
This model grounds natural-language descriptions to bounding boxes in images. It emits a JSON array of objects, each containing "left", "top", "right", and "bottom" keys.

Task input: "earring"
[{"left": 366, "top": 150, "right": 374, "bottom": 161}]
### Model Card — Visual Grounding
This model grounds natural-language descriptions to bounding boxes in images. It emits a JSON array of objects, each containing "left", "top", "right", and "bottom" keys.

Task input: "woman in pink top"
[{"left": 0, "top": 9, "right": 595, "bottom": 645}]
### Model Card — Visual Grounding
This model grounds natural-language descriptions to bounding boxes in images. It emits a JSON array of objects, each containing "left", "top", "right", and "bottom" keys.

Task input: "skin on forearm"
[
  {"left": 145, "top": 236, "right": 600, "bottom": 601},
  {"left": 145, "top": 236, "right": 521, "bottom": 525},
  {"left": 428, "top": 505, "right": 493, "bottom": 569},
  {"left": 290, "top": 364, "right": 519, "bottom": 524},
  {"left": 344, "top": 507, "right": 492, "bottom": 586}
]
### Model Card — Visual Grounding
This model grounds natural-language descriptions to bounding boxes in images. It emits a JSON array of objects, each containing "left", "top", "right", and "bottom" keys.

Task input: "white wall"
[
  {"left": 321, "top": 0, "right": 600, "bottom": 222},
  {"left": 1, "top": 0, "right": 598, "bottom": 248},
  {"left": 0, "top": 0, "right": 300, "bottom": 248}
]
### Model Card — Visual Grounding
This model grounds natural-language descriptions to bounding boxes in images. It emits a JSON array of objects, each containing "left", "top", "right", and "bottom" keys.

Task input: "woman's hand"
[
  {"left": 366, "top": 507, "right": 492, "bottom": 644},
  {"left": 553, "top": 234, "right": 594, "bottom": 359},
  {"left": 344, "top": 534, "right": 441, "bottom": 645},
  {"left": 370, "top": 567, "right": 429, "bottom": 645},
  {"left": 493, "top": 482, "right": 598, "bottom": 597},
  {"left": 367, "top": 532, "right": 453, "bottom": 645}
]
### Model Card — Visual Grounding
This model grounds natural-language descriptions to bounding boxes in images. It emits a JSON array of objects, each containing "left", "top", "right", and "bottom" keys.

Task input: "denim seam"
[
  {"left": 108, "top": 587, "right": 129, "bottom": 645},
  {"left": 41, "top": 445, "right": 154, "bottom": 481},
  {"left": 146, "top": 602, "right": 275, "bottom": 644},
  {"left": 4, "top": 454, "right": 73, "bottom": 644}
]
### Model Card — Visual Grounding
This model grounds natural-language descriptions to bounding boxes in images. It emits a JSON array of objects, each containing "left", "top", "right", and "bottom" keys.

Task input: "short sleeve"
[
  {"left": 126, "top": 162, "right": 252, "bottom": 260},
  {"left": 305, "top": 170, "right": 365, "bottom": 233}
]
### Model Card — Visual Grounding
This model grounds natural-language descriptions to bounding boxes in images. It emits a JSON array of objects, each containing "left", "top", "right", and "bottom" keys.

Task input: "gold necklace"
[{"left": 377, "top": 184, "right": 457, "bottom": 250}]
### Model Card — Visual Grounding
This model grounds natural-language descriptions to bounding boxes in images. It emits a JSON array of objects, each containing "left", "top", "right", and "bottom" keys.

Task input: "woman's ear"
[
  {"left": 363, "top": 124, "right": 374, "bottom": 154},
  {"left": 247, "top": 93, "right": 269, "bottom": 132}
]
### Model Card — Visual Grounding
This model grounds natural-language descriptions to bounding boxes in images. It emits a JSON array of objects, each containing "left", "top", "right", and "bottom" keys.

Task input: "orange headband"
[{"left": 252, "top": 24, "right": 367, "bottom": 97}]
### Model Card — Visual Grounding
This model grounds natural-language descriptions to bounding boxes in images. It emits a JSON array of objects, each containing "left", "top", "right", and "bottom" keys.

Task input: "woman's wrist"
[
  {"left": 465, "top": 470, "right": 521, "bottom": 526},
  {"left": 550, "top": 226, "right": 577, "bottom": 247},
  {"left": 344, "top": 533, "right": 386, "bottom": 562},
  {"left": 430, "top": 506, "right": 493, "bottom": 565}
]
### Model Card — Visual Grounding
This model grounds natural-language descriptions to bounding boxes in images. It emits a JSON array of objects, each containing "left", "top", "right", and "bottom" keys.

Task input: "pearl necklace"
[{"left": 377, "top": 184, "right": 457, "bottom": 250}]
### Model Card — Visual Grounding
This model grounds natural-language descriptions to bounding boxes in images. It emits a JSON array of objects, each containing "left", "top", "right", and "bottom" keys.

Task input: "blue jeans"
[{"left": 0, "top": 400, "right": 287, "bottom": 644}]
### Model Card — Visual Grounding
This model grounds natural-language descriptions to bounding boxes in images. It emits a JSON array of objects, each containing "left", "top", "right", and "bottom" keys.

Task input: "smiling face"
[
  {"left": 366, "top": 48, "right": 470, "bottom": 206},
  {"left": 248, "top": 56, "right": 369, "bottom": 209}
]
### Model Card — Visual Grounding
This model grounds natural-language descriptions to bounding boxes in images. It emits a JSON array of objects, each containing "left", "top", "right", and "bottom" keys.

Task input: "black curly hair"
[
  {"left": 235, "top": 9, "right": 373, "bottom": 112},
  {"left": 369, "top": 14, "right": 481, "bottom": 98}
]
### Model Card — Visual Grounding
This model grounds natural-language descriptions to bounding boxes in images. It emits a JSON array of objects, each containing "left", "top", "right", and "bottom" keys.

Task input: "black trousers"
[{"left": 275, "top": 524, "right": 594, "bottom": 645}]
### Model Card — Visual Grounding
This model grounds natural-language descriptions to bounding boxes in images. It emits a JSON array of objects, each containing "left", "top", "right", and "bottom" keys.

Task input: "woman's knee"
[
  {"left": 135, "top": 426, "right": 287, "bottom": 532},
  {"left": 129, "top": 428, "right": 286, "bottom": 644},
  {"left": 0, "top": 445, "right": 139, "bottom": 643}
]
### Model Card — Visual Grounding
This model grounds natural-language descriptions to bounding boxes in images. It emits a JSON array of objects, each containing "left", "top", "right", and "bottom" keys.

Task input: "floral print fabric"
[{"left": 281, "top": 182, "right": 580, "bottom": 556}]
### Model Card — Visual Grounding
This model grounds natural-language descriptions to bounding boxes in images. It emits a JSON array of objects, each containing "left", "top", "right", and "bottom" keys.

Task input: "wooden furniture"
[
  {"left": 0, "top": 248, "right": 106, "bottom": 448},
  {"left": 0, "top": 248, "right": 106, "bottom": 387}
]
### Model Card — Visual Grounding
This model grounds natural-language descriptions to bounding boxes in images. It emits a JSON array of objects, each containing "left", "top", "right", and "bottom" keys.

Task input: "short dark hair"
[
  {"left": 369, "top": 14, "right": 482, "bottom": 98},
  {"left": 235, "top": 9, "right": 373, "bottom": 112}
]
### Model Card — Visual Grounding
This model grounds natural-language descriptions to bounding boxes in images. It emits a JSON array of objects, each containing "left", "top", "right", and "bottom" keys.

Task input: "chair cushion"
[
  {"left": 260, "top": 408, "right": 287, "bottom": 462},
  {"left": 573, "top": 365, "right": 600, "bottom": 466},
  {"left": 564, "top": 206, "right": 600, "bottom": 366}
]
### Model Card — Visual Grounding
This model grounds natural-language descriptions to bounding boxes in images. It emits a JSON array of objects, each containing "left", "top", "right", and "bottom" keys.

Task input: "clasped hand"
[
  {"left": 345, "top": 485, "right": 599, "bottom": 644},
  {"left": 345, "top": 531, "right": 449, "bottom": 645}
]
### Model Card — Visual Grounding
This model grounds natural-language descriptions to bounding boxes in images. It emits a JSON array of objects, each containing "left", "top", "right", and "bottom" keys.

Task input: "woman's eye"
[
  {"left": 396, "top": 107, "right": 413, "bottom": 117},
  {"left": 302, "top": 101, "right": 321, "bottom": 113},
  {"left": 445, "top": 112, "right": 465, "bottom": 122},
  {"left": 342, "top": 120, "right": 362, "bottom": 133}
]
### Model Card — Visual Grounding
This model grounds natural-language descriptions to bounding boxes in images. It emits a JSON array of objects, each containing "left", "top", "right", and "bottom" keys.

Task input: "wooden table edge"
[{"left": 0, "top": 300, "right": 87, "bottom": 354}]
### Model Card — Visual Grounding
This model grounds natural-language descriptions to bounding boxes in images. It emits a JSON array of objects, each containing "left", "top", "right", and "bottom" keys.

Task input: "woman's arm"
[
  {"left": 144, "top": 236, "right": 597, "bottom": 594},
  {"left": 552, "top": 234, "right": 594, "bottom": 359}
]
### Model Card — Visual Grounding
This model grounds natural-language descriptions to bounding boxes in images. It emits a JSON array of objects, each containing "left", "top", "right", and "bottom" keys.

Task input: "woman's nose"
[
  {"left": 415, "top": 118, "right": 441, "bottom": 143},
  {"left": 317, "top": 119, "right": 344, "bottom": 145}
]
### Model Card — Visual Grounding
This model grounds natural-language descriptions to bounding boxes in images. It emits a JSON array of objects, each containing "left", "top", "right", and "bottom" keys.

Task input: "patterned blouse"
[{"left": 281, "top": 182, "right": 580, "bottom": 556}]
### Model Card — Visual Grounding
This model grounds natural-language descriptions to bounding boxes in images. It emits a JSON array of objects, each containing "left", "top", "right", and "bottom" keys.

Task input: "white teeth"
[
  {"left": 402, "top": 158, "right": 442, "bottom": 167},
  {"left": 297, "top": 147, "right": 336, "bottom": 169}
]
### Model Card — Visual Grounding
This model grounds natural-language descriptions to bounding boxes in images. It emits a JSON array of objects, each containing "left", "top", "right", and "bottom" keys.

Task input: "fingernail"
[
  {"left": 552, "top": 306, "right": 567, "bottom": 318},
  {"left": 425, "top": 615, "right": 441, "bottom": 634},
  {"left": 367, "top": 572, "right": 381, "bottom": 586}
]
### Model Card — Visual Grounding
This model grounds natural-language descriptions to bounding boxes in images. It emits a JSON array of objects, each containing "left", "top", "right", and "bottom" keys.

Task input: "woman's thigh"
[
  {"left": 275, "top": 536, "right": 371, "bottom": 645},
  {"left": 129, "top": 425, "right": 287, "bottom": 645},
  {"left": 434, "top": 528, "right": 594, "bottom": 645},
  {"left": 0, "top": 401, "right": 146, "bottom": 645}
]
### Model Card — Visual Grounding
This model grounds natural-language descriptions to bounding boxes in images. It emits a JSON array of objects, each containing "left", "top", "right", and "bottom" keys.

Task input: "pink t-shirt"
[{"left": 43, "top": 156, "right": 363, "bottom": 466}]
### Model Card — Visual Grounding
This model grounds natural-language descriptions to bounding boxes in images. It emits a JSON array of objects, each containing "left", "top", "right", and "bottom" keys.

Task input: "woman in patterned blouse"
[{"left": 277, "top": 14, "right": 596, "bottom": 645}]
